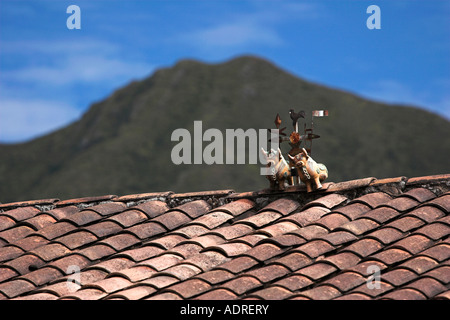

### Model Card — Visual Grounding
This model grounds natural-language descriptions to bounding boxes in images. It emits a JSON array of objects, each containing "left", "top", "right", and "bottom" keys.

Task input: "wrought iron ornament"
[{"left": 264, "top": 109, "right": 329, "bottom": 192}]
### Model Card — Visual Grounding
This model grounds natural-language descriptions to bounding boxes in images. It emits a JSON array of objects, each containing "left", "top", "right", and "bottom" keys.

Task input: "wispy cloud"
[
  {"left": 0, "top": 98, "right": 83, "bottom": 143},
  {"left": 175, "top": 1, "right": 319, "bottom": 52},
  {"left": 360, "top": 79, "right": 450, "bottom": 119}
]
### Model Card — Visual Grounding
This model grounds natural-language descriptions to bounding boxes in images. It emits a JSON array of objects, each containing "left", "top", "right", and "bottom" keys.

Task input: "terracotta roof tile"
[
  {"left": 404, "top": 277, "right": 447, "bottom": 298},
  {"left": 248, "top": 285, "right": 293, "bottom": 300},
  {"left": 0, "top": 226, "right": 35, "bottom": 244},
  {"left": 389, "top": 234, "right": 434, "bottom": 254},
  {"left": 55, "top": 195, "right": 117, "bottom": 207},
  {"left": 0, "top": 246, "right": 25, "bottom": 263},
  {"left": 288, "top": 225, "right": 328, "bottom": 240},
  {"left": 332, "top": 203, "right": 372, "bottom": 220},
  {"left": 171, "top": 225, "right": 210, "bottom": 238},
  {"left": 207, "top": 224, "right": 254, "bottom": 240},
  {"left": 152, "top": 211, "right": 191, "bottom": 230},
  {"left": 205, "top": 242, "right": 252, "bottom": 257},
  {"left": 140, "top": 275, "right": 178, "bottom": 289},
  {"left": 0, "top": 216, "right": 16, "bottom": 232},
  {"left": 194, "top": 269, "right": 234, "bottom": 285},
  {"left": 62, "top": 210, "right": 102, "bottom": 227},
  {"left": 61, "top": 288, "right": 107, "bottom": 300},
  {"left": 4, "top": 254, "right": 45, "bottom": 275},
  {"left": 380, "top": 288, "right": 427, "bottom": 300},
  {"left": 406, "top": 206, "right": 445, "bottom": 223},
  {"left": 189, "top": 211, "right": 234, "bottom": 229},
  {"left": 322, "top": 271, "right": 366, "bottom": 292},
  {"left": 146, "top": 292, "right": 183, "bottom": 300},
  {"left": 112, "top": 192, "right": 172, "bottom": 203},
  {"left": 215, "top": 256, "right": 259, "bottom": 274},
  {"left": 160, "top": 264, "right": 202, "bottom": 280},
  {"left": 420, "top": 243, "right": 450, "bottom": 262},
  {"left": 35, "top": 221, "right": 77, "bottom": 240},
  {"left": 366, "top": 227, "right": 404, "bottom": 245},
  {"left": 126, "top": 222, "right": 166, "bottom": 240},
  {"left": 77, "top": 244, "right": 115, "bottom": 261},
  {"left": 426, "top": 194, "right": 450, "bottom": 212},
  {"left": 304, "top": 193, "right": 348, "bottom": 210},
  {"left": 337, "top": 218, "right": 380, "bottom": 236},
  {"left": 399, "top": 256, "right": 439, "bottom": 274},
  {"left": 106, "top": 285, "right": 156, "bottom": 300},
  {"left": 116, "top": 246, "right": 164, "bottom": 262},
  {"left": 49, "top": 254, "right": 91, "bottom": 274},
  {"left": 403, "top": 188, "right": 437, "bottom": 203},
  {"left": 54, "top": 230, "right": 98, "bottom": 250},
  {"left": 322, "top": 252, "right": 361, "bottom": 270},
  {"left": 99, "top": 234, "right": 140, "bottom": 251},
  {"left": 137, "top": 253, "right": 182, "bottom": 272},
  {"left": 334, "top": 292, "right": 372, "bottom": 300},
  {"left": 296, "top": 262, "right": 338, "bottom": 281},
  {"left": 19, "top": 266, "right": 63, "bottom": 286},
  {"left": 311, "top": 213, "right": 350, "bottom": 231},
  {"left": 163, "top": 278, "right": 211, "bottom": 298},
  {"left": 0, "top": 174, "right": 448, "bottom": 300},
  {"left": 270, "top": 252, "right": 312, "bottom": 271},
  {"left": 342, "top": 238, "right": 384, "bottom": 257},
  {"left": 414, "top": 222, "right": 450, "bottom": 240},
  {"left": 168, "top": 243, "right": 203, "bottom": 259},
  {"left": 264, "top": 234, "right": 305, "bottom": 247},
  {"left": 183, "top": 251, "right": 229, "bottom": 271},
  {"left": 382, "top": 268, "right": 418, "bottom": 286},
  {"left": 0, "top": 267, "right": 19, "bottom": 283},
  {"left": 132, "top": 200, "right": 169, "bottom": 218},
  {"left": 1, "top": 207, "right": 41, "bottom": 221},
  {"left": 241, "top": 243, "right": 284, "bottom": 262},
  {"left": 169, "top": 200, "right": 211, "bottom": 219},
  {"left": 282, "top": 206, "right": 330, "bottom": 227},
  {"left": 11, "top": 235, "right": 49, "bottom": 251},
  {"left": 22, "top": 214, "right": 57, "bottom": 230},
  {"left": 317, "top": 230, "right": 357, "bottom": 246},
  {"left": 297, "top": 285, "right": 341, "bottom": 300},
  {"left": 351, "top": 281, "right": 394, "bottom": 297},
  {"left": 83, "top": 221, "right": 123, "bottom": 238},
  {"left": 194, "top": 288, "right": 237, "bottom": 300},
  {"left": 112, "top": 265, "right": 156, "bottom": 282},
  {"left": 220, "top": 276, "right": 262, "bottom": 295},
  {"left": 274, "top": 274, "right": 313, "bottom": 291},
  {"left": 0, "top": 279, "right": 35, "bottom": 298},
  {"left": 31, "top": 243, "right": 71, "bottom": 262},
  {"left": 386, "top": 216, "right": 425, "bottom": 232},
  {"left": 210, "top": 198, "right": 255, "bottom": 216},
  {"left": 43, "top": 206, "right": 79, "bottom": 220},
  {"left": 108, "top": 209, "right": 148, "bottom": 227},
  {"left": 423, "top": 265, "right": 450, "bottom": 284},
  {"left": 84, "top": 202, "right": 127, "bottom": 216},
  {"left": 245, "top": 264, "right": 290, "bottom": 283}
]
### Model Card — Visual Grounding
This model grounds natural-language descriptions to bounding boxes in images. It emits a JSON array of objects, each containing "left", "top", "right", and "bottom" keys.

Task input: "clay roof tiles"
[{"left": 0, "top": 174, "right": 448, "bottom": 300}]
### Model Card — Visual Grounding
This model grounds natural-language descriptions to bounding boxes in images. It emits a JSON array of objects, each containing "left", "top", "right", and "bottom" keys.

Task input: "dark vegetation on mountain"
[{"left": 1, "top": 56, "right": 449, "bottom": 202}]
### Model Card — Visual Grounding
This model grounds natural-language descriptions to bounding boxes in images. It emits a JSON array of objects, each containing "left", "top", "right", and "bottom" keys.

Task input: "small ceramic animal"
[
  {"left": 288, "top": 148, "right": 328, "bottom": 192},
  {"left": 261, "top": 147, "right": 292, "bottom": 191}
]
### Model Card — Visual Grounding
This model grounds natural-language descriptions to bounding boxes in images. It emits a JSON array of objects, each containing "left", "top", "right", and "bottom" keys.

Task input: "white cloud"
[
  {"left": 175, "top": 1, "right": 318, "bottom": 52},
  {"left": 360, "top": 79, "right": 450, "bottom": 119},
  {"left": 7, "top": 54, "right": 153, "bottom": 85},
  {"left": 0, "top": 98, "right": 83, "bottom": 143}
]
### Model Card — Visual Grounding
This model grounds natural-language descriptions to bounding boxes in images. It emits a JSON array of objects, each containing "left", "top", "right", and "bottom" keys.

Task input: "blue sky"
[{"left": 1, "top": 0, "right": 449, "bottom": 143}]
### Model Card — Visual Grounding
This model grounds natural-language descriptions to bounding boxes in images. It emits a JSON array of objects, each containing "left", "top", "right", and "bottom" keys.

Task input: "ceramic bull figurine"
[
  {"left": 288, "top": 148, "right": 328, "bottom": 192},
  {"left": 261, "top": 147, "right": 292, "bottom": 191}
]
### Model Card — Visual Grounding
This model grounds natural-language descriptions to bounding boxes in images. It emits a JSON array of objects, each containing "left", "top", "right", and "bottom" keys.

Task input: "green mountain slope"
[{"left": 1, "top": 56, "right": 449, "bottom": 202}]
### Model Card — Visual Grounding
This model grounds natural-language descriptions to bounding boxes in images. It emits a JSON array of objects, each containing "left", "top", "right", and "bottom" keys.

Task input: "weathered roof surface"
[{"left": 0, "top": 174, "right": 449, "bottom": 300}]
